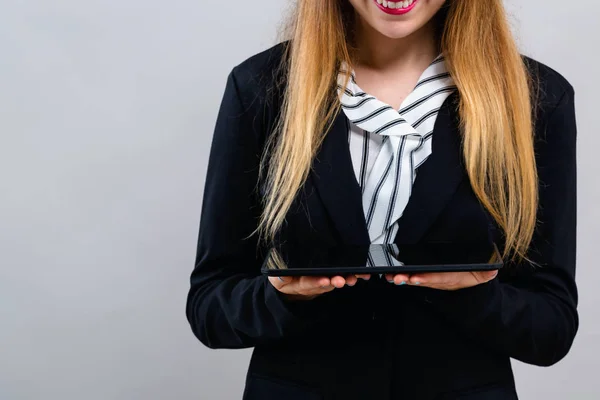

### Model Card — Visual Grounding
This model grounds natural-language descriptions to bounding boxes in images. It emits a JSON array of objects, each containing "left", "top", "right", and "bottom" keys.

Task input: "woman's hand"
[
  {"left": 268, "top": 274, "right": 371, "bottom": 301},
  {"left": 384, "top": 270, "right": 498, "bottom": 291}
]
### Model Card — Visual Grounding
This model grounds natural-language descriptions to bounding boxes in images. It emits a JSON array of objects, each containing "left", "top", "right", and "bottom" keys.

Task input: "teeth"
[{"left": 380, "top": 0, "right": 414, "bottom": 9}]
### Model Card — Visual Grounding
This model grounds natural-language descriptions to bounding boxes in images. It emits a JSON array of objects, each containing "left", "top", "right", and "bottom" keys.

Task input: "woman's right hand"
[{"left": 268, "top": 274, "right": 371, "bottom": 301}]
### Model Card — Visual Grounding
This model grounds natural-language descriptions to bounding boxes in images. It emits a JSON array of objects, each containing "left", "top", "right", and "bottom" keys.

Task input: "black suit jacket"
[{"left": 186, "top": 42, "right": 578, "bottom": 400}]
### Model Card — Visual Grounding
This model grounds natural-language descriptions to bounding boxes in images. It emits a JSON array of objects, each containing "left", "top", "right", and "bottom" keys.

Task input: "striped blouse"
[{"left": 337, "top": 55, "right": 456, "bottom": 244}]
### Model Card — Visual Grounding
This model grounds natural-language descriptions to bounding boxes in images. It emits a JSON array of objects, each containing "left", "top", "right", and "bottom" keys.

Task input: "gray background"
[{"left": 0, "top": 0, "right": 597, "bottom": 399}]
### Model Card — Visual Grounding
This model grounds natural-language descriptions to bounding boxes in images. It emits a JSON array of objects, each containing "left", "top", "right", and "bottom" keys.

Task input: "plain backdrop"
[{"left": 0, "top": 0, "right": 597, "bottom": 399}]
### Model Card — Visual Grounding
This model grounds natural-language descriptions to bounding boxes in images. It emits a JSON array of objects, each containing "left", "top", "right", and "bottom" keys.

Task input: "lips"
[{"left": 375, "top": 0, "right": 418, "bottom": 15}]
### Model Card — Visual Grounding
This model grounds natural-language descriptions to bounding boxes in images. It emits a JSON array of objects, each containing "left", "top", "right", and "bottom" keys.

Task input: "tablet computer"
[{"left": 261, "top": 241, "right": 503, "bottom": 277}]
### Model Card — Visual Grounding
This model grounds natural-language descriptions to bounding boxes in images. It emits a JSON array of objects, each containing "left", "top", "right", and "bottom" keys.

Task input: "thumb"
[
  {"left": 268, "top": 275, "right": 293, "bottom": 289},
  {"left": 484, "top": 270, "right": 499, "bottom": 281}
]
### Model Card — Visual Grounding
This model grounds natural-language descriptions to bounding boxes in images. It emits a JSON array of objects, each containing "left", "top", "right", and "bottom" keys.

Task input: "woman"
[{"left": 186, "top": 0, "right": 578, "bottom": 399}]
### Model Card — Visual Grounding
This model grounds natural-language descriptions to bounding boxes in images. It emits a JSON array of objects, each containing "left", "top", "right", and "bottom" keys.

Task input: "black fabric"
[
  {"left": 185, "top": 41, "right": 578, "bottom": 400},
  {"left": 243, "top": 375, "right": 323, "bottom": 400}
]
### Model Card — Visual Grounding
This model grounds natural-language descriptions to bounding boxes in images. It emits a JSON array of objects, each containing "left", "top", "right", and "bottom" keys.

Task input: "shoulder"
[
  {"left": 221, "top": 41, "right": 289, "bottom": 145},
  {"left": 232, "top": 40, "right": 289, "bottom": 82},
  {"left": 229, "top": 40, "right": 290, "bottom": 107},
  {"left": 522, "top": 54, "right": 575, "bottom": 115},
  {"left": 521, "top": 55, "right": 577, "bottom": 171}
]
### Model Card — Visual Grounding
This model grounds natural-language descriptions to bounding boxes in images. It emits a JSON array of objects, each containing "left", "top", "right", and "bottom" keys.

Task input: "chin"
[
  {"left": 374, "top": 22, "right": 422, "bottom": 39},
  {"left": 350, "top": 0, "right": 446, "bottom": 40}
]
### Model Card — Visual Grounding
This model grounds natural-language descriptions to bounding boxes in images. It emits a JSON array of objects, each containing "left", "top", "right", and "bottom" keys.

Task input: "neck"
[{"left": 352, "top": 16, "right": 439, "bottom": 73}]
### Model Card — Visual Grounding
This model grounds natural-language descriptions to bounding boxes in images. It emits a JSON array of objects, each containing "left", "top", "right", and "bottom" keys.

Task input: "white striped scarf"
[
  {"left": 337, "top": 55, "right": 456, "bottom": 244},
  {"left": 367, "top": 244, "right": 404, "bottom": 268}
]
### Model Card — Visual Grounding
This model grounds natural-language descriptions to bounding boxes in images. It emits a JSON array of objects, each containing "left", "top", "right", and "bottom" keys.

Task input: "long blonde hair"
[{"left": 256, "top": 0, "right": 537, "bottom": 261}]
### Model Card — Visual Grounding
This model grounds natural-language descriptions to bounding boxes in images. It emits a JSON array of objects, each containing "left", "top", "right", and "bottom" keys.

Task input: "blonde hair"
[{"left": 256, "top": 0, "right": 537, "bottom": 261}]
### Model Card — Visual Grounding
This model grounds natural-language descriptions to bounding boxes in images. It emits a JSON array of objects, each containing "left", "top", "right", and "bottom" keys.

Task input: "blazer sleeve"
[
  {"left": 423, "top": 84, "right": 579, "bottom": 367},
  {"left": 185, "top": 67, "right": 332, "bottom": 349}
]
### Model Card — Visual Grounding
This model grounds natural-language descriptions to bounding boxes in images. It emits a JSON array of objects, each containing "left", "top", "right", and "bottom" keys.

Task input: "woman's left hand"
[{"left": 384, "top": 270, "right": 498, "bottom": 291}]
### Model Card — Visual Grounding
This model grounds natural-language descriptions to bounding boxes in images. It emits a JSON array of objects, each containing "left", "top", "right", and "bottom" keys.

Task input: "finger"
[
  {"left": 485, "top": 270, "right": 499, "bottom": 280},
  {"left": 383, "top": 273, "right": 409, "bottom": 284},
  {"left": 392, "top": 274, "right": 410, "bottom": 285},
  {"left": 472, "top": 269, "right": 498, "bottom": 284},
  {"left": 408, "top": 272, "right": 454, "bottom": 286},
  {"left": 317, "top": 276, "right": 332, "bottom": 287},
  {"left": 307, "top": 278, "right": 338, "bottom": 296},
  {"left": 408, "top": 274, "right": 425, "bottom": 286},
  {"left": 330, "top": 275, "right": 347, "bottom": 289},
  {"left": 345, "top": 275, "right": 358, "bottom": 286},
  {"left": 355, "top": 274, "right": 371, "bottom": 280},
  {"left": 299, "top": 276, "right": 331, "bottom": 290}
]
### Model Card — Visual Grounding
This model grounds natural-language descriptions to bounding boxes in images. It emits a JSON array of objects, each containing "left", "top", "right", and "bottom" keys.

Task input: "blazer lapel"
[
  {"left": 393, "top": 91, "right": 466, "bottom": 244},
  {"left": 310, "top": 110, "right": 371, "bottom": 245}
]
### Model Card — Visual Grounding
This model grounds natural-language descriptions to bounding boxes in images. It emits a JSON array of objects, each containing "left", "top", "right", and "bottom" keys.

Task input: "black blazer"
[{"left": 186, "top": 42, "right": 578, "bottom": 400}]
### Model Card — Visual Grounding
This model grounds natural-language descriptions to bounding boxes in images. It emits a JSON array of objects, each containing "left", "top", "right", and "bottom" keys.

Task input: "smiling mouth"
[
  {"left": 378, "top": 0, "right": 414, "bottom": 8},
  {"left": 375, "top": 0, "right": 417, "bottom": 13}
]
